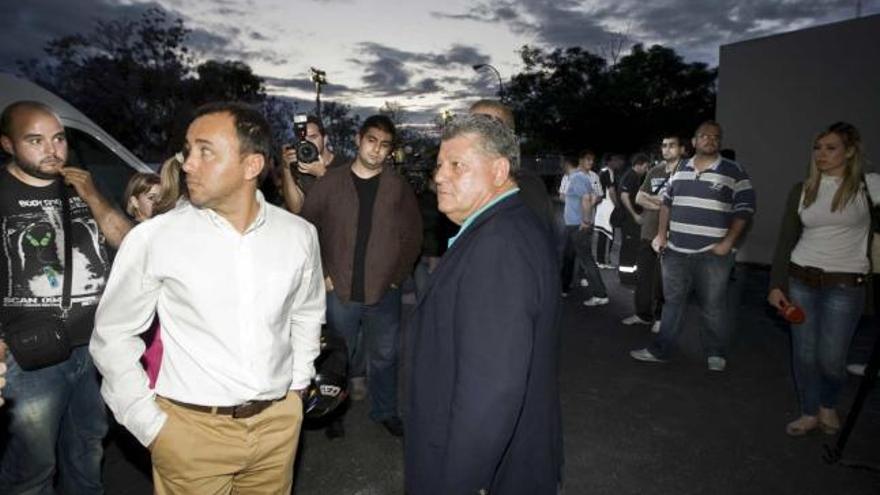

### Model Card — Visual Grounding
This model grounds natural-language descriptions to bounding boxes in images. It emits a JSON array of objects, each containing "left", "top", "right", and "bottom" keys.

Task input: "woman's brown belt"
[{"left": 789, "top": 262, "right": 866, "bottom": 289}]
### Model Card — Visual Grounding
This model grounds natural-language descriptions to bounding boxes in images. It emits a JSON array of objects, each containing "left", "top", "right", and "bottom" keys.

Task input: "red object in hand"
[{"left": 781, "top": 303, "right": 806, "bottom": 324}]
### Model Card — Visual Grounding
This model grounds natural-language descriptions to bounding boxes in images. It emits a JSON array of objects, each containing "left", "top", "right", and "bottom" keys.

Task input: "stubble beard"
[{"left": 16, "top": 155, "right": 63, "bottom": 180}]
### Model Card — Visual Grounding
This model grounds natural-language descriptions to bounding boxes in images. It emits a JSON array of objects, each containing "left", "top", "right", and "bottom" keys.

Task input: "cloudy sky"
[{"left": 1, "top": 0, "right": 877, "bottom": 122}]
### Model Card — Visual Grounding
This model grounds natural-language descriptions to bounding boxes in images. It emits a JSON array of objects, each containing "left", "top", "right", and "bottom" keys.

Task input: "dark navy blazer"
[{"left": 404, "top": 193, "right": 563, "bottom": 495}]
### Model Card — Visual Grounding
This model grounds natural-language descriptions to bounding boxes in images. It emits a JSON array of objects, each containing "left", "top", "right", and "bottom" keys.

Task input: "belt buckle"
[{"left": 232, "top": 401, "right": 257, "bottom": 419}]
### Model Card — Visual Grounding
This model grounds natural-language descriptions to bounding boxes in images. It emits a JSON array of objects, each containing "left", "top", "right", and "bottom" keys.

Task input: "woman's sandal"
[
  {"left": 785, "top": 416, "right": 819, "bottom": 436},
  {"left": 818, "top": 409, "right": 841, "bottom": 435}
]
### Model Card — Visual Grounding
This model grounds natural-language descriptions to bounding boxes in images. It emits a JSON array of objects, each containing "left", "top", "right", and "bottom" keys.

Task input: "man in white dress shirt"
[{"left": 90, "top": 102, "right": 324, "bottom": 494}]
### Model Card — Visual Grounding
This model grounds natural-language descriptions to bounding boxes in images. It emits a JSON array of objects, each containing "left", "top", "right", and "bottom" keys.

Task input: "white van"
[{"left": 0, "top": 72, "right": 154, "bottom": 206}]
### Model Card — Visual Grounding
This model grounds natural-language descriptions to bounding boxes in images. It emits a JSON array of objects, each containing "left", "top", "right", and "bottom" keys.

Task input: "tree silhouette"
[
  {"left": 506, "top": 43, "right": 716, "bottom": 158},
  {"left": 16, "top": 8, "right": 360, "bottom": 165}
]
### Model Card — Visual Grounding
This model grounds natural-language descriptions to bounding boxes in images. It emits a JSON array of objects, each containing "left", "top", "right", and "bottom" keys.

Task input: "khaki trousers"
[{"left": 150, "top": 392, "right": 302, "bottom": 495}]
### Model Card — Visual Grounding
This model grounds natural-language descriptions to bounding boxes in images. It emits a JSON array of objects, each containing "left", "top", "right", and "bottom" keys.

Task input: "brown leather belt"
[
  {"left": 789, "top": 263, "right": 866, "bottom": 289},
  {"left": 165, "top": 396, "right": 283, "bottom": 419}
]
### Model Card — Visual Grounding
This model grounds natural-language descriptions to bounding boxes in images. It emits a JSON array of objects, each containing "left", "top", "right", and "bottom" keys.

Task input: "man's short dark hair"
[
  {"left": 631, "top": 153, "right": 651, "bottom": 166},
  {"left": 193, "top": 101, "right": 276, "bottom": 169},
  {"left": 359, "top": 115, "right": 396, "bottom": 142},
  {"left": 306, "top": 115, "right": 326, "bottom": 136},
  {"left": 578, "top": 148, "right": 596, "bottom": 161},
  {"left": 660, "top": 134, "right": 682, "bottom": 146},
  {"left": 1, "top": 100, "right": 58, "bottom": 138}
]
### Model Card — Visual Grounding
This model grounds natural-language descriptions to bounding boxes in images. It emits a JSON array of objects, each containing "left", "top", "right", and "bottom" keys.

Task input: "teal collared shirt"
[{"left": 447, "top": 188, "right": 520, "bottom": 248}]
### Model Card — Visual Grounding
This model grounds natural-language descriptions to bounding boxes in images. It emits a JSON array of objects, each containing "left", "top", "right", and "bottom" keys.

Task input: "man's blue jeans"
[
  {"left": 649, "top": 249, "right": 735, "bottom": 360},
  {"left": 326, "top": 288, "right": 401, "bottom": 421},
  {"left": 788, "top": 278, "right": 864, "bottom": 415},
  {"left": 0, "top": 345, "right": 107, "bottom": 495}
]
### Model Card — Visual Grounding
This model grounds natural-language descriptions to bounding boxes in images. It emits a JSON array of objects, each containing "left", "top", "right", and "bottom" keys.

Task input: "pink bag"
[{"left": 140, "top": 318, "right": 163, "bottom": 389}]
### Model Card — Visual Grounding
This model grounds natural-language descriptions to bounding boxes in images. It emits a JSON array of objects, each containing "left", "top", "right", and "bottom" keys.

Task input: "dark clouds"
[
  {"left": 263, "top": 76, "right": 353, "bottom": 95},
  {"left": 186, "top": 22, "right": 286, "bottom": 65},
  {"left": 432, "top": 0, "right": 876, "bottom": 63},
  {"left": 351, "top": 42, "right": 492, "bottom": 96},
  {"left": 0, "top": 0, "right": 285, "bottom": 71},
  {"left": 0, "top": 0, "right": 162, "bottom": 71}
]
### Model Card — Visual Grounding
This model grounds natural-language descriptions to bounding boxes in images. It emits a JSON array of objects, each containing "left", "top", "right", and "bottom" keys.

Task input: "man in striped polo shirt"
[{"left": 630, "top": 121, "right": 755, "bottom": 371}]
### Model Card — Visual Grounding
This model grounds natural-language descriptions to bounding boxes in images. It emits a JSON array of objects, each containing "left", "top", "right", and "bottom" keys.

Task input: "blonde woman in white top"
[{"left": 768, "top": 122, "right": 872, "bottom": 437}]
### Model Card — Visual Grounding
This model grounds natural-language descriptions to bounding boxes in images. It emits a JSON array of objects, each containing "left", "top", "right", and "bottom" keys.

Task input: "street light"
[
  {"left": 310, "top": 67, "right": 327, "bottom": 120},
  {"left": 472, "top": 63, "right": 504, "bottom": 98}
]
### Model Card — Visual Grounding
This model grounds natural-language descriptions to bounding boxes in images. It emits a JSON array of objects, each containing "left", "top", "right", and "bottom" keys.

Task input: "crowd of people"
[
  {"left": 558, "top": 120, "right": 875, "bottom": 436},
  {"left": 0, "top": 93, "right": 874, "bottom": 494}
]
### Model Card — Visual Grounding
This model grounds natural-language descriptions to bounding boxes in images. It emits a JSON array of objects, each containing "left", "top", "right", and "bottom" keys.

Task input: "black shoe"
[
  {"left": 380, "top": 416, "right": 404, "bottom": 437},
  {"left": 325, "top": 419, "right": 345, "bottom": 439}
]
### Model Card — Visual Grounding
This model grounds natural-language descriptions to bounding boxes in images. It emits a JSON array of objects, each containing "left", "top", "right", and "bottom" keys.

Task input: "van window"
[{"left": 64, "top": 127, "right": 136, "bottom": 208}]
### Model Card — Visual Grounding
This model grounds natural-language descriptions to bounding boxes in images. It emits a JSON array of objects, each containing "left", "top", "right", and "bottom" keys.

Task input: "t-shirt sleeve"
[
  {"left": 639, "top": 174, "right": 651, "bottom": 193},
  {"left": 620, "top": 172, "right": 638, "bottom": 195}
]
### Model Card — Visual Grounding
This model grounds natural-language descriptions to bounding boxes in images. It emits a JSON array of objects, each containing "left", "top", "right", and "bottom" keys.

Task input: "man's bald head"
[
  {"left": 469, "top": 100, "right": 515, "bottom": 131},
  {"left": 0, "top": 101, "right": 59, "bottom": 139}
]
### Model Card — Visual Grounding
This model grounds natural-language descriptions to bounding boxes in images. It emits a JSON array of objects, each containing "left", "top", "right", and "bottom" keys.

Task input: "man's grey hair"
[{"left": 441, "top": 114, "right": 520, "bottom": 175}]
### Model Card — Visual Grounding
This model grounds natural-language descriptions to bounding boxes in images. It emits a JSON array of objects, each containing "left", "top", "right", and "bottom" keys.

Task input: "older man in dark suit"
[{"left": 404, "top": 114, "right": 563, "bottom": 495}]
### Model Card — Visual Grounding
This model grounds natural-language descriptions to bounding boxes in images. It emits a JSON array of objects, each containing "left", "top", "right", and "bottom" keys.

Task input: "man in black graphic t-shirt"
[{"left": 0, "top": 101, "right": 132, "bottom": 494}]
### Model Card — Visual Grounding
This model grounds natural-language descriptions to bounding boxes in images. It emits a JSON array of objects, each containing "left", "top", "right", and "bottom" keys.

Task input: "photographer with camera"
[{"left": 281, "top": 114, "right": 345, "bottom": 214}]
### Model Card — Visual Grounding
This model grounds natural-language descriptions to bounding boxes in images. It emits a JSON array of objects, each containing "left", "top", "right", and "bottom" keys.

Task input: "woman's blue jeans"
[{"left": 788, "top": 277, "right": 864, "bottom": 415}]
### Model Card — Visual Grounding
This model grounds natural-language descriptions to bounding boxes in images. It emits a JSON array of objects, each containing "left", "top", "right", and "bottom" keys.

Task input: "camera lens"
[{"left": 296, "top": 141, "right": 320, "bottom": 164}]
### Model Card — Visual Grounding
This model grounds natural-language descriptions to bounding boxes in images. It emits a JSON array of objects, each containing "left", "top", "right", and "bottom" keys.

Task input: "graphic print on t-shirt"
[{"left": 2, "top": 196, "right": 109, "bottom": 309}]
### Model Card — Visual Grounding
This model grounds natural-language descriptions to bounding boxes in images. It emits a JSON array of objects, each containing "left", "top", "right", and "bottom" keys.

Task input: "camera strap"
[
  {"left": 59, "top": 180, "right": 74, "bottom": 320},
  {"left": 651, "top": 159, "right": 683, "bottom": 195}
]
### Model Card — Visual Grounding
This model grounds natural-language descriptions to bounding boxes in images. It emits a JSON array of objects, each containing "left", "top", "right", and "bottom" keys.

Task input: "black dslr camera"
[{"left": 292, "top": 114, "right": 320, "bottom": 164}]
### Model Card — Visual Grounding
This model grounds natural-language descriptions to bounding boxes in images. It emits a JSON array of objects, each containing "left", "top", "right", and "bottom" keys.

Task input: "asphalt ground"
[{"left": 98, "top": 264, "right": 880, "bottom": 494}]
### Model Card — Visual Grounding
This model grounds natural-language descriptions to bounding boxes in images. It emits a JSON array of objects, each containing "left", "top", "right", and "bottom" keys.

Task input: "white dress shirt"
[{"left": 90, "top": 192, "right": 324, "bottom": 447}]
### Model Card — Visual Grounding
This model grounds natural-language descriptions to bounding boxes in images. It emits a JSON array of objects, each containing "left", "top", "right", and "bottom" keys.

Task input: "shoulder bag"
[{"left": 4, "top": 181, "right": 73, "bottom": 371}]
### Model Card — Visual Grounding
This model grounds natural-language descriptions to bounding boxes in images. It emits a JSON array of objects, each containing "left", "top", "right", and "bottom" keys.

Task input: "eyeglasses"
[{"left": 697, "top": 133, "right": 721, "bottom": 141}]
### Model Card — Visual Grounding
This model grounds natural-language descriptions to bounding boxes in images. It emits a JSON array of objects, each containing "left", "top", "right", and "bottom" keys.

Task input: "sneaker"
[
  {"left": 583, "top": 296, "right": 609, "bottom": 307},
  {"left": 707, "top": 356, "right": 727, "bottom": 372},
  {"left": 325, "top": 418, "right": 345, "bottom": 439},
  {"left": 350, "top": 377, "right": 368, "bottom": 402},
  {"left": 579, "top": 278, "right": 589, "bottom": 287},
  {"left": 651, "top": 321, "right": 661, "bottom": 334},
  {"left": 629, "top": 348, "right": 666, "bottom": 363},
  {"left": 380, "top": 416, "right": 405, "bottom": 437},
  {"left": 621, "top": 315, "right": 651, "bottom": 325}
]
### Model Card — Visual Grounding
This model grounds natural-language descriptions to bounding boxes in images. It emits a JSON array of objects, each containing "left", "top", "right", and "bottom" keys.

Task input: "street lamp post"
[
  {"left": 472, "top": 63, "right": 504, "bottom": 98},
  {"left": 310, "top": 67, "right": 327, "bottom": 120}
]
